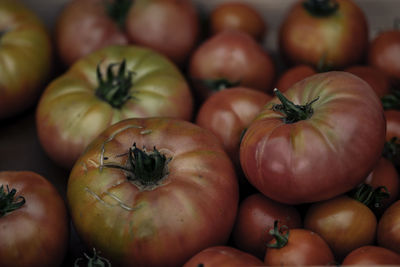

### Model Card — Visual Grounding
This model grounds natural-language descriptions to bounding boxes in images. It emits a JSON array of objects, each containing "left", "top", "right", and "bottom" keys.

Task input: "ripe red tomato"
[
  {"left": 0, "top": 171, "right": 69, "bottom": 267},
  {"left": 209, "top": 2, "right": 266, "bottom": 42},
  {"left": 342, "top": 245, "right": 400, "bottom": 265},
  {"left": 189, "top": 30, "right": 276, "bottom": 101},
  {"left": 240, "top": 71, "right": 385, "bottom": 204},
  {"left": 232, "top": 193, "right": 302, "bottom": 259},
  {"left": 0, "top": 0, "right": 52, "bottom": 119},
  {"left": 264, "top": 222, "right": 335, "bottom": 266},
  {"left": 195, "top": 88, "right": 271, "bottom": 167},
  {"left": 274, "top": 65, "right": 316, "bottom": 92},
  {"left": 377, "top": 200, "right": 400, "bottom": 254},
  {"left": 279, "top": 0, "right": 368, "bottom": 69},
  {"left": 182, "top": 246, "right": 264, "bottom": 267},
  {"left": 67, "top": 117, "right": 239, "bottom": 267},
  {"left": 304, "top": 195, "right": 377, "bottom": 260},
  {"left": 55, "top": 0, "right": 200, "bottom": 66},
  {"left": 368, "top": 30, "right": 400, "bottom": 85},
  {"left": 36, "top": 45, "right": 193, "bottom": 169}
]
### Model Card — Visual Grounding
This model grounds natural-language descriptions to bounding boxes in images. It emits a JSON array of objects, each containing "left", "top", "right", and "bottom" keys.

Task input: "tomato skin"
[
  {"left": 210, "top": 2, "right": 266, "bottom": 42},
  {"left": 368, "top": 30, "right": 400, "bottom": 85},
  {"left": 0, "top": 0, "right": 52, "bottom": 119},
  {"left": 0, "top": 171, "right": 69, "bottom": 267},
  {"left": 385, "top": 110, "right": 400, "bottom": 141},
  {"left": 279, "top": 0, "right": 368, "bottom": 69},
  {"left": 232, "top": 193, "right": 302, "bottom": 259},
  {"left": 274, "top": 65, "right": 316, "bottom": 92},
  {"left": 304, "top": 195, "right": 377, "bottom": 260},
  {"left": 67, "top": 117, "right": 239, "bottom": 267},
  {"left": 264, "top": 228, "right": 335, "bottom": 266},
  {"left": 342, "top": 245, "right": 400, "bottom": 265},
  {"left": 195, "top": 88, "right": 271, "bottom": 167},
  {"left": 189, "top": 30, "right": 276, "bottom": 101},
  {"left": 183, "top": 246, "right": 264, "bottom": 267},
  {"left": 377, "top": 200, "right": 400, "bottom": 254},
  {"left": 240, "top": 71, "right": 385, "bottom": 204},
  {"left": 36, "top": 45, "right": 193, "bottom": 169}
]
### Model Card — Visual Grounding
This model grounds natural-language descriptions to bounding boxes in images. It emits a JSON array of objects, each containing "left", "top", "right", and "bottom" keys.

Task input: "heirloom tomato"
[
  {"left": 67, "top": 117, "right": 239, "bottom": 267},
  {"left": 183, "top": 246, "right": 264, "bottom": 267},
  {"left": 36, "top": 45, "right": 193, "bottom": 169},
  {"left": 342, "top": 245, "right": 400, "bottom": 265},
  {"left": 279, "top": 0, "right": 368, "bottom": 69},
  {"left": 0, "top": 0, "right": 52, "bottom": 119},
  {"left": 56, "top": 0, "right": 200, "bottom": 66},
  {"left": 240, "top": 71, "right": 385, "bottom": 204},
  {"left": 0, "top": 171, "right": 68, "bottom": 267},
  {"left": 377, "top": 200, "right": 400, "bottom": 254}
]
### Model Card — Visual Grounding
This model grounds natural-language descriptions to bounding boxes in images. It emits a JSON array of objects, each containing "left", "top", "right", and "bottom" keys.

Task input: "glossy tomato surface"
[
  {"left": 240, "top": 71, "right": 385, "bottom": 204},
  {"left": 0, "top": 0, "right": 52, "bottom": 119},
  {"left": 377, "top": 200, "right": 400, "bottom": 254},
  {"left": 183, "top": 246, "right": 264, "bottom": 267},
  {"left": 36, "top": 45, "right": 193, "bottom": 169},
  {"left": 0, "top": 171, "right": 69, "bottom": 267},
  {"left": 342, "top": 245, "right": 400, "bottom": 265},
  {"left": 67, "top": 117, "right": 239, "bottom": 267},
  {"left": 279, "top": 0, "right": 368, "bottom": 69}
]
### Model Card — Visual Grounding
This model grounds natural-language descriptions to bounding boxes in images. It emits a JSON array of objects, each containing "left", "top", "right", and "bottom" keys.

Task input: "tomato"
[
  {"left": 274, "top": 65, "right": 316, "bottom": 92},
  {"left": 342, "top": 245, "right": 400, "bottom": 265},
  {"left": 385, "top": 110, "right": 400, "bottom": 141},
  {"left": 0, "top": 0, "right": 52, "bottom": 119},
  {"left": 36, "top": 45, "right": 193, "bottom": 169},
  {"left": 345, "top": 65, "right": 391, "bottom": 98},
  {"left": 0, "top": 171, "right": 68, "bottom": 267},
  {"left": 232, "top": 193, "right": 302, "bottom": 259},
  {"left": 240, "top": 71, "right": 385, "bottom": 204},
  {"left": 67, "top": 117, "right": 239, "bottom": 267},
  {"left": 209, "top": 2, "right": 266, "bottom": 42},
  {"left": 195, "top": 88, "right": 271, "bottom": 167},
  {"left": 368, "top": 30, "right": 400, "bottom": 85},
  {"left": 304, "top": 194, "right": 377, "bottom": 260},
  {"left": 279, "top": 0, "right": 368, "bottom": 69},
  {"left": 182, "top": 246, "right": 264, "bottom": 267},
  {"left": 55, "top": 0, "right": 199, "bottom": 66},
  {"left": 189, "top": 30, "right": 276, "bottom": 101},
  {"left": 264, "top": 222, "right": 335, "bottom": 266},
  {"left": 377, "top": 200, "right": 400, "bottom": 254}
]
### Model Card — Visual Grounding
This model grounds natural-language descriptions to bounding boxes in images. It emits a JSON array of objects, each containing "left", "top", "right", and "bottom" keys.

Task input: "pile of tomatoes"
[{"left": 1, "top": 0, "right": 400, "bottom": 266}]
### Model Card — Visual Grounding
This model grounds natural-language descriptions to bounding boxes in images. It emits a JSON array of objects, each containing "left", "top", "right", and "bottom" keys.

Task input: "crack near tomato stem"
[{"left": 84, "top": 186, "right": 140, "bottom": 211}]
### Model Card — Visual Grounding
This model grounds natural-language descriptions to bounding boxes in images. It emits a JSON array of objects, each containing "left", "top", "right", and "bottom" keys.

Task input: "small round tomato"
[
  {"left": 377, "top": 200, "right": 400, "bottom": 254},
  {"left": 0, "top": 171, "right": 69, "bottom": 267},
  {"left": 232, "top": 193, "right": 302, "bottom": 259},
  {"left": 183, "top": 246, "right": 264, "bottom": 267},
  {"left": 209, "top": 2, "right": 266, "bottom": 42},
  {"left": 342, "top": 245, "right": 400, "bottom": 265},
  {"left": 279, "top": 0, "right": 368, "bottom": 69},
  {"left": 189, "top": 30, "right": 276, "bottom": 101},
  {"left": 195, "top": 88, "right": 271, "bottom": 167},
  {"left": 264, "top": 222, "right": 335, "bottom": 266},
  {"left": 274, "top": 65, "right": 316, "bottom": 92}
]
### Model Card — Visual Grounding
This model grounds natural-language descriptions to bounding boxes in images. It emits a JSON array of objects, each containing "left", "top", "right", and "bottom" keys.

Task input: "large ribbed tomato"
[
  {"left": 36, "top": 45, "right": 193, "bottom": 169},
  {"left": 67, "top": 117, "right": 239, "bottom": 267},
  {"left": 240, "top": 71, "right": 385, "bottom": 204}
]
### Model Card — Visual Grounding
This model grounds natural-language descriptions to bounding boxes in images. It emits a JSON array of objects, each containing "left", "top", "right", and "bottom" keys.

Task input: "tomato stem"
[
  {"left": 74, "top": 248, "right": 111, "bottom": 267},
  {"left": 267, "top": 220, "right": 289, "bottom": 249},
  {"left": 303, "top": 0, "right": 339, "bottom": 17},
  {"left": 272, "top": 88, "right": 318, "bottom": 123},
  {"left": 0, "top": 185, "right": 25, "bottom": 217},
  {"left": 351, "top": 183, "right": 390, "bottom": 209},
  {"left": 95, "top": 59, "right": 134, "bottom": 109},
  {"left": 383, "top": 137, "right": 400, "bottom": 169},
  {"left": 105, "top": 0, "right": 133, "bottom": 28},
  {"left": 381, "top": 90, "right": 400, "bottom": 110}
]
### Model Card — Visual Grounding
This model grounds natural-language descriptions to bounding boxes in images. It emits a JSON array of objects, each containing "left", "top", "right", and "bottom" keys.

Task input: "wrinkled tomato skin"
[
  {"left": 385, "top": 110, "right": 400, "bottom": 141},
  {"left": 67, "top": 117, "right": 239, "bottom": 267},
  {"left": 279, "top": 0, "right": 368, "bottom": 69},
  {"left": 240, "top": 72, "right": 385, "bottom": 204},
  {"left": 0, "top": 0, "right": 52, "bottom": 120},
  {"left": 274, "top": 65, "right": 316, "bottom": 92},
  {"left": 232, "top": 193, "right": 302, "bottom": 259},
  {"left": 183, "top": 246, "right": 264, "bottom": 267},
  {"left": 189, "top": 30, "right": 276, "bottom": 101},
  {"left": 36, "top": 45, "right": 193, "bottom": 169},
  {"left": 264, "top": 228, "right": 335, "bottom": 266},
  {"left": 342, "top": 245, "right": 400, "bottom": 265},
  {"left": 304, "top": 195, "right": 377, "bottom": 260},
  {"left": 0, "top": 171, "right": 69, "bottom": 267},
  {"left": 195, "top": 88, "right": 271, "bottom": 167},
  {"left": 377, "top": 200, "right": 400, "bottom": 254}
]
